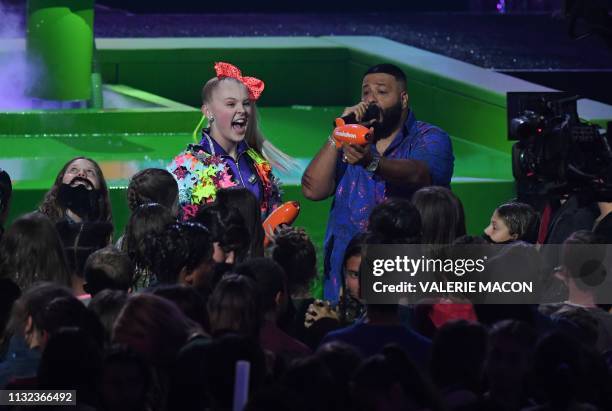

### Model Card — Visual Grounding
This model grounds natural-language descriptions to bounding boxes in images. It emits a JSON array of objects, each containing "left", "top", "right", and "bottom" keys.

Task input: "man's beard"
[
  {"left": 372, "top": 101, "right": 404, "bottom": 141},
  {"left": 57, "top": 178, "right": 102, "bottom": 221}
]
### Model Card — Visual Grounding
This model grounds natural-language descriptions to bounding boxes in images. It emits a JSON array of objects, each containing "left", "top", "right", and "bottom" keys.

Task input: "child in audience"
[
  {"left": 193, "top": 203, "right": 250, "bottom": 267},
  {"left": 0, "top": 212, "right": 71, "bottom": 291},
  {"left": 113, "top": 293, "right": 197, "bottom": 368},
  {"left": 153, "top": 285, "right": 209, "bottom": 333},
  {"left": 215, "top": 188, "right": 265, "bottom": 259},
  {"left": 0, "top": 284, "right": 78, "bottom": 387},
  {"left": 412, "top": 186, "right": 466, "bottom": 258},
  {"left": 39, "top": 157, "right": 112, "bottom": 224},
  {"left": 483, "top": 201, "right": 539, "bottom": 244},
  {"left": 122, "top": 203, "right": 175, "bottom": 289},
  {"left": 368, "top": 198, "right": 422, "bottom": 244},
  {"left": 207, "top": 274, "right": 261, "bottom": 339},
  {"left": 235, "top": 258, "right": 312, "bottom": 360},
  {"left": 146, "top": 222, "right": 214, "bottom": 289},
  {"left": 272, "top": 226, "right": 317, "bottom": 343},
  {"left": 483, "top": 320, "right": 537, "bottom": 411},
  {"left": 304, "top": 233, "right": 367, "bottom": 348},
  {"left": 127, "top": 168, "right": 179, "bottom": 217},
  {"left": 83, "top": 246, "right": 134, "bottom": 297}
]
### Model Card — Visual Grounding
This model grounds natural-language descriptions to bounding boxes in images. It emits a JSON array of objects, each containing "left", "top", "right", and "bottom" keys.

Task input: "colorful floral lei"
[
  {"left": 167, "top": 145, "right": 237, "bottom": 219},
  {"left": 168, "top": 145, "right": 280, "bottom": 219}
]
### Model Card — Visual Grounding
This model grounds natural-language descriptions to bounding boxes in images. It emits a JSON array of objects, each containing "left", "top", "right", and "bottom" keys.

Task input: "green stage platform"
[
  {"left": 2, "top": 36, "right": 611, "bottom": 297},
  {"left": 0, "top": 103, "right": 514, "bottom": 244}
]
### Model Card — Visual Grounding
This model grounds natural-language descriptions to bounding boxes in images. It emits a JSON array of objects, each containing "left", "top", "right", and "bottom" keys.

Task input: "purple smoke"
[{"left": 0, "top": 1, "right": 36, "bottom": 111}]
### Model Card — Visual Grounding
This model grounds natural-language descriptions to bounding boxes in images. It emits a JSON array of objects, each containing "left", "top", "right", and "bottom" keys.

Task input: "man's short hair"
[
  {"left": 84, "top": 246, "right": 134, "bottom": 296},
  {"left": 364, "top": 63, "right": 407, "bottom": 90},
  {"left": 271, "top": 227, "right": 316, "bottom": 295}
]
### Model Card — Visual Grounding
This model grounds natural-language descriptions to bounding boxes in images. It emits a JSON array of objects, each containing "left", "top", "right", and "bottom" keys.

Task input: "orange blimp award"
[
  {"left": 262, "top": 201, "right": 300, "bottom": 247},
  {"left": 331, "top": 118, "right": 372, "bottom": 148}
]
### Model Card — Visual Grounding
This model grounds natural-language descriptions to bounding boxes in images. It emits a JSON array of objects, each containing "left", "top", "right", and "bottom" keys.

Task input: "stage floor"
[{"left": 1, "top": 105, "right": 512, "bottom": 234}]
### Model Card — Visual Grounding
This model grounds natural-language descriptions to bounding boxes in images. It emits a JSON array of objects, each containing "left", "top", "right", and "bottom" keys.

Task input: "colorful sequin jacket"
[{"left": 167, "top": 141, "right": 281, "bottom": 220}]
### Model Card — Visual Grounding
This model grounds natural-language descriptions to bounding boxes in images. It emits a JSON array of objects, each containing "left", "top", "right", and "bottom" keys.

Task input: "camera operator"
[
  {"left": 508, "top": 92, "right": 611, "bottom": 302},
  {"left": 538, "top": 195, "right": 598, "bottom": 245},
  {"left": 537, "top": 193, "right": 598, "bottom": 302}
]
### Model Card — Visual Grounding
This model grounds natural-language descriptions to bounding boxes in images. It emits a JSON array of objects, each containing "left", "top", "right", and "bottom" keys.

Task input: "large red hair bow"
[{"left": 214, "top": 62, "right": 265, "bottom": 101}]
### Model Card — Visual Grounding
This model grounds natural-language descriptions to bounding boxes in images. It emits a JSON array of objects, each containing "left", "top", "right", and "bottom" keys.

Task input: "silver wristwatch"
[{"left": 365, "top": 154, "right": 381, "bottom": 173}]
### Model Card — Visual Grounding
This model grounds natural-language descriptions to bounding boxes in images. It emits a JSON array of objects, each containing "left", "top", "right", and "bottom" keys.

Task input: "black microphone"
[{"left": 333, "top": 104, "right": 380, "bottom": 127}]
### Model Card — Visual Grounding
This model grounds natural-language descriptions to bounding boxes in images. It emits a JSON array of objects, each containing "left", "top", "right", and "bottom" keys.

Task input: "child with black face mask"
[
  {"left": 39, "top": 157, "right": 112, "bottom": 224},
  {"left": 483, "top": 201, "right": 539, "bottom": 244},
  {"left": 56, "top": 182, "right": 103, "bottom": 222}
]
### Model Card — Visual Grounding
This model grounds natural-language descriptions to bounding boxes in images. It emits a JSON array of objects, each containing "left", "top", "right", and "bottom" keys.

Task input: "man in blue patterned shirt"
[{"left": 302, "top": 63, "right": 454, "bottom": 301}]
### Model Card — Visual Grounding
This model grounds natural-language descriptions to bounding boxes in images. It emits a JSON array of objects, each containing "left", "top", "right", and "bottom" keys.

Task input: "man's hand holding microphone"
[{"left": 332, "top": 102, "right": 380, "bottom": 168}]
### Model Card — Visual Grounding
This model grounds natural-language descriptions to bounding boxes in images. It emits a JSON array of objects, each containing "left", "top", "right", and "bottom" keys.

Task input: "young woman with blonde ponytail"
[{"left": 168, "top": 62, "right": 293, "bottom": 220}]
